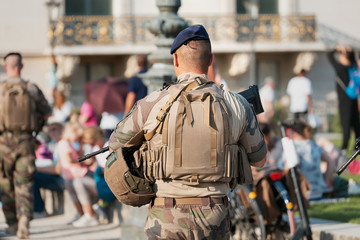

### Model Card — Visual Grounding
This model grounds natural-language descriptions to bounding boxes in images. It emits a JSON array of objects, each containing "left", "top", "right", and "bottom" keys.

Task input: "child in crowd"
[{"left": 82, "top": 126, "right": 117, "bottom": 223}]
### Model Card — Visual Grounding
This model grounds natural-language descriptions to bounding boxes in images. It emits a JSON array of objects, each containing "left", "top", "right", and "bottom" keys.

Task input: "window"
[
  {"left": 236, "top": 0, "right": 278, "bottom": 14},
  {"left": 65, "top": 0, "right": 112, "bottom": 16},
  {"left": 259, "top": 0, "right": 278, "bottom": 14}
]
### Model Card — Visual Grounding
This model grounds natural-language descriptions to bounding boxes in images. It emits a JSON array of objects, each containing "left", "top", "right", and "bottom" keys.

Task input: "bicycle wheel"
[
  {"left": 229, "top": 184, "right": 266, "bottom": 240},
  {"left": 271, "top": 179, "right": 296, "bottom": 235}
]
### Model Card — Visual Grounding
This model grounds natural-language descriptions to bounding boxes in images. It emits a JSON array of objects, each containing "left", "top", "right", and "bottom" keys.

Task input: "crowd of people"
[
  {"left": 256, "top": 45, "right": 360, "bottom": 201},
  {"left": 0, "top": 51, "right": 150, "bottom": 239},
  {"left": 31, "top": 54, "right": 150, "bottom": 227},
  {"left": 1, "top": 26, "right": 360, "bottom": 239}
]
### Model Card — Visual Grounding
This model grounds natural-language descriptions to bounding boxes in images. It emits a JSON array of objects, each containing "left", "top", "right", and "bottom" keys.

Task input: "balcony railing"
[{"left": 49, "top": 14, "right": 316, "bottom": 46}]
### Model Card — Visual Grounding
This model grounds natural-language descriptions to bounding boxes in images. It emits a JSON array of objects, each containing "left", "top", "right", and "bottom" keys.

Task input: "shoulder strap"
[
  {"left": 335, "top": 76, "right": 346, "bottom": 91},
  {"left": 144, "top": 77, "right": 213, "bottom": 141}
]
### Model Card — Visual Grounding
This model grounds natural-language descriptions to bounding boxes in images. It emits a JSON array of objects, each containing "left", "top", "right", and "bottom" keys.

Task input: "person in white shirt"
[
  {"left": 286, "top": 69, "right": 313, "bottom": 120},
  {"left": 99, "top": 111, "right": 124, "bottom": 140},
  {"left": 52, "top": 89, "right": 73, "bottom": 122},
  {"left": 258, "top": 76, "right": 275, "bottom": 123}
]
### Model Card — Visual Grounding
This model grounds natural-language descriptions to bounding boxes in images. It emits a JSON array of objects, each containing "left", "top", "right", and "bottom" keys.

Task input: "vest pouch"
[
  {"left": 225, "top": 144, "right": 239, "bottom": 178},
  {"left": 140, "top": 146, "right": 167, "bottom": 184},
  {"left": 104, "top": 150, "right": 155, "bottom": 207},
  {"left": 237, "top": 145, "right": 253, "bottom": 184}
]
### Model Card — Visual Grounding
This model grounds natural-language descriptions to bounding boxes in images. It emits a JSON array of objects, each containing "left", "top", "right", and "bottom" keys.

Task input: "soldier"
[
  {"left": 0, "top": 52, "right": 52, "bottom": 239},
  {"left": 108, "top": 25, "right": 267, "bottom": 239}
]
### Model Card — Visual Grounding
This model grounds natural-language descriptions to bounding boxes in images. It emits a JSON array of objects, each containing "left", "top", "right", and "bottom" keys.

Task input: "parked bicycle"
[
  {"left": 229, "top": 121, "right": 313, "bottom": 240},
  {"left": 229, "top": 169, "right": 296, "bottom": 240}
]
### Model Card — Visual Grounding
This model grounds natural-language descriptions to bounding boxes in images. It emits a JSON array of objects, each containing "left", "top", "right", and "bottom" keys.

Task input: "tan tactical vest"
[
  {"left": 0, "top": 79, "right": 39, "bottom": 133},
  {"left": 139, "top": 77, "right": 248, "bottom": 186}
]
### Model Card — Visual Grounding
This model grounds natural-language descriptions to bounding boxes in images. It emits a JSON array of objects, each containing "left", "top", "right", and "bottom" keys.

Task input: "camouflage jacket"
[{"left": 109, "top": 73, "right": 266, "bottom": 197}]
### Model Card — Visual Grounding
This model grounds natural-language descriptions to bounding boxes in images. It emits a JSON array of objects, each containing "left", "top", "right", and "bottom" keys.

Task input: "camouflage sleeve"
[
  {"left": 28, "top": 82, "right": 52, "bottom": 117},
  {"left": 36, "top": 87, "right": 52, "bottom": 116},
  {"left": 109, "top": 103, "right": 143, "bottom": 151},
  {"left": 109, "top": 90, "right": 168, "bottom": 151},
  {"left": 238, "top": 97, "right": 267, "bottom": 164},
  {"left": 224, "top": 91, "right": 267, "bottom": 164}
]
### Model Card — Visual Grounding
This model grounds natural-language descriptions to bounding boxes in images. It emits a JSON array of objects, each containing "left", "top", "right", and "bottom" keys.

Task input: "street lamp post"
[
  {"left": 244, "top": 0, "right": 259, "bottom": 86},
  {"left": 46, "top": 0, "right": 61, "bottom": 54},
  {"left": 141, "top": 0, "right": 188, "bottom": 93}
]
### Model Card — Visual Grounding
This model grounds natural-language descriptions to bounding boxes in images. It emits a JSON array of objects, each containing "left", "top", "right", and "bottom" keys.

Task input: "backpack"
[
  {"left": 0, "top": 80, "right": 39, "bottom": 133},
  {"left": 142, "top": 77, "right": 249, "bottom": 186}
]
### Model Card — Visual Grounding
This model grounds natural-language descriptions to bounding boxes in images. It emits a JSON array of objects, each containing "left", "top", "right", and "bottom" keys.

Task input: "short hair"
[
  {"left": 4, "top": 52, "right": 22, "bottom": 61},
  {"left": 137, "top": 55, "right": 148, "bottom": 69},
  {"left": 177, "top": 39, "right": 212, "bottom": 72},
  {"left": 4, "top": 52, "right": 22, "bottom": 67}
]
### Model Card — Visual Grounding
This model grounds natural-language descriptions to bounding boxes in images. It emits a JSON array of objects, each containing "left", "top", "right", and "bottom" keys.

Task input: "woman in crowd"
[
  {"left": 327, "top": 45, "right": 360, "bottom": 155},
  {"left": 57, "top": 121, "right": 99, "bottom": 227},
  {"left": 52, "top": 89, "right": 73, "bottom": 123},
  {"left": 79, "top": 101, "right": 98, "bottom": 128}
]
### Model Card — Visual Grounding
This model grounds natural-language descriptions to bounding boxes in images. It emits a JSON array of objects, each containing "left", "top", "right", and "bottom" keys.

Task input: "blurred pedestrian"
[
  {"left": 124, "top": 54, "right": 148, "bottom": 115},
  {"left": 281, "top": 119, "right": 338, "bottom": 200},
  {"left": 57, "top": 121, "right": 99, "bottom": 227},
  {"left": 99, "top": 111, "right": 123, "bottom": 140},
  {"left": 52, "top": 89, "right": 73, "bottom": 123},
  {"left": 33, "top": 138, "right": 64, "bottom": 218},
  {"left": 328, "top": 45, "right": 360, "bottom": 154},
  {"left": 82, "top": 126, "right": 116, "bottom": 223},
  {"left": 286, "top": 69, "right": 313, "bottom": 120},
  {"left": 46, "top": 55, "right": 59, "bottom": 103},
  {"left": 258, "top": 76, "right": 276, "bottom": 124},
  {"left": 0, "top": 52, "right": 51, "bottom": 238},
  {"left": 79, "top": 101, "right": 98, "bottom": 128},
  {"left": 34, "top": 118, "right": 65, "bottom": 218}
]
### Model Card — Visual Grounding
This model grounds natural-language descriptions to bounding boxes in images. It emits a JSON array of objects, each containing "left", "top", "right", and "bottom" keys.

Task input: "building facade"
[{"left": 1, "top": 0, "right": 359, "bottom": 130}]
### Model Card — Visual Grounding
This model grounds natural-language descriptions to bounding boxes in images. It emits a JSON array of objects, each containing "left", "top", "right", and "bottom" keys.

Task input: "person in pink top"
[
  {"left": 79, "top": 101, "right": 98, "bottom": 127},
  {"left": 57, "top": 121, "right": 99, "bottom": 227}
]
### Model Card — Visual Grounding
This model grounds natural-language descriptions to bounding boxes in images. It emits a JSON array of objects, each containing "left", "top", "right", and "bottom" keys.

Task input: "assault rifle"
[
  {"left": 238, "top": 85, "right": 264, "bottom": 115},
  {"left": 78, "top": 84, "right": 264, "bottom": 162}
]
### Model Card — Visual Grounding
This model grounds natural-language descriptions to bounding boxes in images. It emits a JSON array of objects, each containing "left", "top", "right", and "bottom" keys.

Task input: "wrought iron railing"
[{"left": 49, "top": 14, "right": 316, "bottom": 46}]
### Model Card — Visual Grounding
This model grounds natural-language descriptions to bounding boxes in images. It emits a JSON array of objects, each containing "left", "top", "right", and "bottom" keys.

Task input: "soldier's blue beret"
[{"left": 170, "top": 24, "right": 209, "bottom": 54}]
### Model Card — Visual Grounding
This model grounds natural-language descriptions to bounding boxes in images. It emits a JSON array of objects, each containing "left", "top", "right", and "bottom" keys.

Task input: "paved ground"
[
  {"left": 0, "top": 212, "right": 123, "bottom": 240},
  {"left": 1, "top": 205, "right": 360, "bottom": 240},
  {"left": 0, "top": 204, "right": 148, "bottom": 240},
  {"left": 310, "top": 218, "right": 360, "bottom": 240}
]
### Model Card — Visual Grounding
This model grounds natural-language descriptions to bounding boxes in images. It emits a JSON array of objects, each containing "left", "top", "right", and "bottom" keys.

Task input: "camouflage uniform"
[
  {"left": 109, "top": 73, "right": 266, "bottom": 239},
  {"left": 145, "top": 203, "right": 230, "bottom": 240},
  {"left": 0, "top": 77, "right": 51, "bottom": 226}
]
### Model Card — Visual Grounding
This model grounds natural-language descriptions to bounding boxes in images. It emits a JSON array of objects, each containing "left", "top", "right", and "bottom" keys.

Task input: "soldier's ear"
[
  {"left": 209, "top": 54, "right": 214, "bottom": 67},
  {"left": 173, "top": 53, "right": 179, "bottom": 67}
]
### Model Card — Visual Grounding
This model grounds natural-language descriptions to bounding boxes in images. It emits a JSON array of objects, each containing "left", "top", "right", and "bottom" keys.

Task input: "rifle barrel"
[
  {"left": 78, "top": 146, "right": 109, "bottom": 162},
  {"left": 337, "top": 149, "right": 360, "bottom": 175}
]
